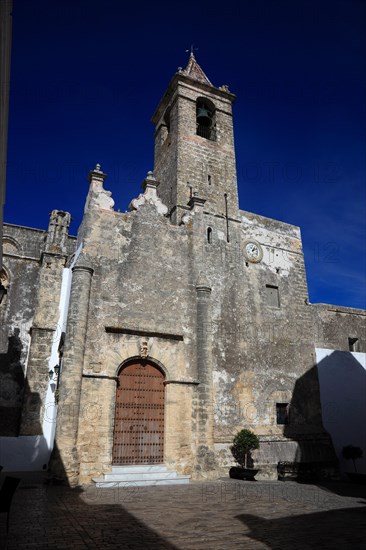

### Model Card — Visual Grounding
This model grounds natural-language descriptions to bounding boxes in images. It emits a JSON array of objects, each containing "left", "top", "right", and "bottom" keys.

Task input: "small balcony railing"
[{"left": 196, "top": 124, "right": 216, "bottom": 141}]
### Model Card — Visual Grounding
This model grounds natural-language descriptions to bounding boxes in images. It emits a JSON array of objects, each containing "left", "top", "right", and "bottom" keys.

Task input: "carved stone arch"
[
  {"left": 2, "top": 236, "right": 21, "bottom": 256},
  {"left": 196, "top": 95, "right": 216, "bottom": 112},
  {"left": 105, "top": 341, "right": 172, "bottom": 379},
  {"left": 259, "top": 376, "right": 294, "bottom": 427},
  {"left": 261, "top": 376, "right": 294, "bottom": 402},
  {"left": 196, "top": 96, "right": 217, "bottom": 141},
  {"left": 115, "top": 355, "right": 168, "bottom": 380},
  {"left": 163, "top": 105, "right": 171, "bottom": 133}
]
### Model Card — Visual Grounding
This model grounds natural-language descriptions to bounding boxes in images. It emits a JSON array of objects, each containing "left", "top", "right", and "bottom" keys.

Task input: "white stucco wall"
[
  {"left": 0, "top": 435, "right": 50, "bottom": 470},
  {"left": 316, "top": 348, "right": 366, "bottom": 474},
  {"left": 0, "top": 266, "right": 73, "bottom": 471},
  {"left": 43, "top": 267, "right": 73, "bottom": 448}
]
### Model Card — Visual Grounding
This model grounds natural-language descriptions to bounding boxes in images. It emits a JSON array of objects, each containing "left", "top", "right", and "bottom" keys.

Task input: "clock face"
[{"left": 243, "top": 240, "right": 263, "bottom": 263}]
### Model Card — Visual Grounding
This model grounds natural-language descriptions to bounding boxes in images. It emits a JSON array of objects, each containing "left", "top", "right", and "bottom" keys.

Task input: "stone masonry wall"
[
  {"left": 4, "top": 60, "right": 365, "bottom": 485},
  {"left": 312, "top": 303, "right": 366, "bottom": 352},
  {"left": 191, "top": 207, "right": 326, "bottom": 478},
  {"left": 62, "top": 166, "right": 336, "bottom": 483},
  {"left": 60, "top": 185, "right": 201, "bottom": 483},
  {"left": 153, "top": 75, "right": 238, "bottom": 221},
  {"left": 175, "top": 81, "right": 238, "bottom": 219},
  {"left": 0, "top": 221, "right": 76, "bottom": 436}
]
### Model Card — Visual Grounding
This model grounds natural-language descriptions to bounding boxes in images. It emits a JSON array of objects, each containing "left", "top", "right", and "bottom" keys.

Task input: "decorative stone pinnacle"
[
  {"left": 142, "top": 171, "right": 159, "bottom": 191},
  {"left": 130, "top": 172, "right": 168, "bottom": 215},
  {"left": 86, "top": 163, "right": 114, "bottom": 211},
  {"left": 88, "top": 163, "right": 107, "bottom": 183},
  {"left": 146, "top": 170, "right": 156, "bottom": 180}
]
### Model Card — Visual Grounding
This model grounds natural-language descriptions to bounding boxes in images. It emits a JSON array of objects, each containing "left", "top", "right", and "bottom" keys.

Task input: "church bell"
[{"left": 197, "top": 105, "right": 212, "bottom": 127}]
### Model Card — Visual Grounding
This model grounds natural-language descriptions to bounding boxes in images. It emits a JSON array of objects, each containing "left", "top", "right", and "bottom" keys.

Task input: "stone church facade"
[{"left": 1, "top": 55, "right": 365, "bottom": 485}]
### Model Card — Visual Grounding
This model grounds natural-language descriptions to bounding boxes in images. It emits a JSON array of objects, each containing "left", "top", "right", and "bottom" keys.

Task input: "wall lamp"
[{"left": 49, "top": 364, "right": 60, "bottom": 380}]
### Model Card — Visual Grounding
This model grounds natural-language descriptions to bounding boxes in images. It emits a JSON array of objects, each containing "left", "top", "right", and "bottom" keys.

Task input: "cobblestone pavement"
[{"left": 1, "top": 476, "right": 366, "bottom": 549}]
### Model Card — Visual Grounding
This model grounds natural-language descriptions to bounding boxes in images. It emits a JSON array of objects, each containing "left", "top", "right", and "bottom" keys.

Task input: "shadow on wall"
[
  {"left": 0, "top": 375, "right": 48, "bottom": 471},
  {"left": 279, "top": 350, "right": 366, "bottom": 474},
  {"left": 282, "top": 360, "right": 337, "bottom": 466},
  {"left": 255, "top": 355, "right": 336, "bottom": 473},
  {"left": 0, "top": 329, "right": 24, "bottom": 436},
  {"left": 316, "top": 349, "right": 366, "bottom": 474},
  {"left": 0, "top": 336, "right": 50, "bottom": 471}
]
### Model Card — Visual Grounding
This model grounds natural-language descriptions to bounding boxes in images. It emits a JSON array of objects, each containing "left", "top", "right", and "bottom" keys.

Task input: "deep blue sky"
[{"left": 5, "top": 0, "right": 366, "bottom": 308}]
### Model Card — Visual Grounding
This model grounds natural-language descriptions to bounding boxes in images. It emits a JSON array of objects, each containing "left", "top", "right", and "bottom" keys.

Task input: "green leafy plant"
[
  {"left": 342, "top": 445, "right": 363, "bottom": 473},
  {"left": 231, "top": 429, "right": 260, "bottom": 469}
]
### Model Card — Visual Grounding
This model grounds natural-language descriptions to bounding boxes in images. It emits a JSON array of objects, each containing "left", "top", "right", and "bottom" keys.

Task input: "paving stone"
[{"left": 1, "top": 479, "right": 365, "bottom": 549}]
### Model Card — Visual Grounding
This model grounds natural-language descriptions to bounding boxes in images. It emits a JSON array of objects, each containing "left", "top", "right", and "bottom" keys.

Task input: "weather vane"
[{"left": 186, "top": 44, "right": 198, "bottom": 55}]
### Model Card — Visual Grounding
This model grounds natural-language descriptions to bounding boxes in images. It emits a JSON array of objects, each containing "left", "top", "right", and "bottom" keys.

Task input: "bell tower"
[{"left": 152, "top": 54, "right": 239, "bottom": 222}]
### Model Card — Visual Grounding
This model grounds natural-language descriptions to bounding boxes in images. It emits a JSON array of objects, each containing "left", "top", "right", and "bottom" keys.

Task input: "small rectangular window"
[
  {"left": 266, "top": 285, "right": 280, "bottom": 308},
  {"left": 208, "top": 174, "right": 211, "bottom": 185},
  {"left": 348, "top": 337, "right": 359, "bottom": 352},
  {"left": 276, "top": 403, "right": 289, "bottom": 425},
  {"left": 207, "top": 227, "right": 212, "bottom": 244}
]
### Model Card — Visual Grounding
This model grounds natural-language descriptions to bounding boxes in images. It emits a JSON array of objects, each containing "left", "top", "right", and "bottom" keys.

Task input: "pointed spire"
[{"left": 184, "top": 53, "right": 212, "bottom": 86}]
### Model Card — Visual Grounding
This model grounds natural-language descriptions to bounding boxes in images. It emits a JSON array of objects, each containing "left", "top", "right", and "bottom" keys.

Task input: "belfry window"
[
  {"left": 157, "top": 108, "right": 171, "bottom": 146},
  {"left": 196, "top": 98, "right": 216, "bottom": 141},
  {"left": 163, "top": 107, "right": 171, "bottom": 134}
]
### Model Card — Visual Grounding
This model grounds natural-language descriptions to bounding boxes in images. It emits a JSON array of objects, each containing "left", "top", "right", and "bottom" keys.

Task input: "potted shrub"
[
  {"left": 342, "top": 445, "right": 366, "bottom": 483},
  {"left": 229, "top": 429, "right": 260, "bottom": 481}
]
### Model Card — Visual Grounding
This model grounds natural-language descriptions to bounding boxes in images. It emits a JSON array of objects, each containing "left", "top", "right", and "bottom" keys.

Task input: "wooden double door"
[{"left": 112, "top": 361, "right": 165, "bottom": 465}]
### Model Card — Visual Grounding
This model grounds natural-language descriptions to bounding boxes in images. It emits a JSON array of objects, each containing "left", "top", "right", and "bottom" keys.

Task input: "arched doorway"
[{"left": 112, "top": 360, "right": 165, "bottom": 465}]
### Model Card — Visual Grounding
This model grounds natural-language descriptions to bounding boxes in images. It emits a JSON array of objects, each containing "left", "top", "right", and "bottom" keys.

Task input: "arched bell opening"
[
  {"left": 196, "top": 97, "right": 216, "bottom": 141},
  {"left": 163, "top": 107, "right": 171, "bottom": 134},
  {"left": 112, "top": 359, "right": 166, "bottom": 465}
]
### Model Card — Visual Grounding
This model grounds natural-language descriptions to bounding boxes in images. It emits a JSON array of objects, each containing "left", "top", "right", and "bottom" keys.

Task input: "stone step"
[
  {"left": 109, "top": 465, "right": 169, "bottom": 474},
  {"left": 104, "top": 471, "right": 178, "bottom": 481},
  {"left": 93, "top": 476, "right": 190, "bottom": 488},
  {"left": 92, "top": 464, "right": 190, "bottom": 487}
]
